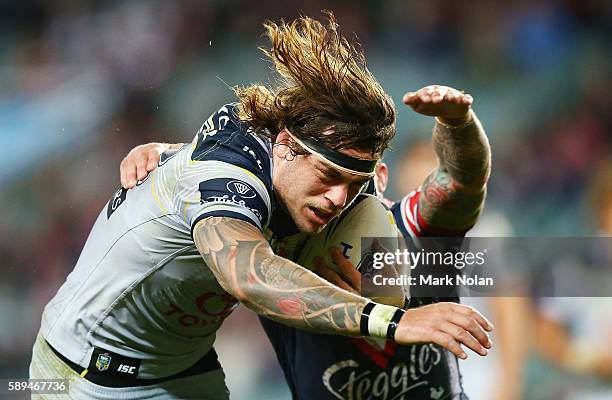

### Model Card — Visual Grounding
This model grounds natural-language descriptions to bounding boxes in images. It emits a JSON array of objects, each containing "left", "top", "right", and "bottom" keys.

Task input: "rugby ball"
[{"left": 297, "top": 193, "right": 408, "bottom": 307}]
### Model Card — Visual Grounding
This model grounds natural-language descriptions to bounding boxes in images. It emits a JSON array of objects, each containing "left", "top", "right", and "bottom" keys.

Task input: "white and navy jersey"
[
  {"left": 260, "top": 189, "right": 469, "bottom": 400},
  {"left": 40, "top": 104, "right": 276, "bottom": 379}
]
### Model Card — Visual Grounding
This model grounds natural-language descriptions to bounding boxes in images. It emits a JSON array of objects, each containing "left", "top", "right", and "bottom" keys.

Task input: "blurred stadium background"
[{"left": 0, "top": 1, "right": 610, "bottom": 399}]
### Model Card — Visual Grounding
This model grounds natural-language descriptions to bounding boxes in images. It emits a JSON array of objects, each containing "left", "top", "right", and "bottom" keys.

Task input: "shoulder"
[
  {"left": 390, "top": 189, "right": 424, "bottom": 238},
  {"left": 390, "top": 189, "right": 470, "bottom": 238},
  {"left": 191, "top": 103, "right": 272, "bottom": 185},
  {"left": 176, "top": 104, "right": 276, "bottom": 233},
  {"left": 187, "top": 103, "right": 275, "bottom": 216}
]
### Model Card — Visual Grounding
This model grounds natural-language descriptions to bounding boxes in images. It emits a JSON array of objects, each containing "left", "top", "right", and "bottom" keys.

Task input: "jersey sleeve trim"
[
  {"left": 178, "top": 160, "right": 272, "bottom": 231},
  {"left": 394, "top": 189, "right": 471, "bottom": 238},
  {"left": 197, "top": 202, "right": 263, "bottom": 229},
  {"left": 191, "top": 211, "right": 260, "bottom": 238},
  {"left": 398, "top": 191, "right": 422, "bottom": 238},
  {"left": 194, "top": 160, "right": 271, "bottom": 222}
]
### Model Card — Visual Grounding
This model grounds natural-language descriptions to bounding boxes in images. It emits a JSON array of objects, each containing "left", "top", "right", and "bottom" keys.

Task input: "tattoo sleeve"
[
  {"left": 419, "top": 110, "right": 491, "bottom": 231},
  {"left": 193, "top": 217, "right": 368, "bottom": 335}
]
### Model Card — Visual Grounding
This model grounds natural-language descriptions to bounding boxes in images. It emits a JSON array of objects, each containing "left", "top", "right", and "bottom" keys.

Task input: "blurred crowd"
[{"left": 0, "top": 1, "right": 610, "bottom": 399}]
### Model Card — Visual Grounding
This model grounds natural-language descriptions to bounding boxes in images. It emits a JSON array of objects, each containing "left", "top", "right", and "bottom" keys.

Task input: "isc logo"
[{"left": 117, "top": 364, "right": 136, "bottom": 374}]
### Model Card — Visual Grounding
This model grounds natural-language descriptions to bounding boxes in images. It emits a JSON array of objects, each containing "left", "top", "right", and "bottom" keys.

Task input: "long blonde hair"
[{"left": 234, "top": 12, "right": 396, "bottom": 157}]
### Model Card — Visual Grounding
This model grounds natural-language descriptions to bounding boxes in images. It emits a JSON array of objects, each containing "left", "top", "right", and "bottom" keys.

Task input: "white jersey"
[{"left": 40, "top": 104, "right": 275, "bottom": 379}]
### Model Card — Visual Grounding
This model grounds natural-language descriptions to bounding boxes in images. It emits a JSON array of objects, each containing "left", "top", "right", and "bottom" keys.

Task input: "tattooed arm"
[
  {"left": 193, "top": 216, "right": 367, "bottom": 335},
  {"left": 403, "top": 85, "right": 491, "bottom": 231},
  {"left": 193, "top": 216, "right": 494, "bottom": 356},
  {"left": 116, "top": 144, "right": 495, "bottom": 355}
]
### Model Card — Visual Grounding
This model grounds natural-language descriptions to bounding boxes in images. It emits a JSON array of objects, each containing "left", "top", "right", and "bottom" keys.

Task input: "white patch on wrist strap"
[{"left": 367, "top": 304, "right": 399, "bottom": 338}]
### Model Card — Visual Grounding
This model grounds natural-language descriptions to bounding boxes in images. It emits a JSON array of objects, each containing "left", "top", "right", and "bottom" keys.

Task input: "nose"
[{"left": 325, "top": 184, "right": 349, "bottom": 208}]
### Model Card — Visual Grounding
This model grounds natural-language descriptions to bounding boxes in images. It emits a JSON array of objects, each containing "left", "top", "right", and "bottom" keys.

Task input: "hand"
[
  {"left": 313, "top": 247, "right": 361, "bottom": 295},
  {"left": 312, "top": 241, "right": 401, "bottom": 296},
  {"left": 120, "top": 143, "right": 180, "bottom": 189},
  {"left": 402, "top": 85, "right": 473, "bottom": 125},
  {"left": 314, "top": 242, "right": 406, "bottom": 308},
  {"left": 394, "top": 302, "right": 494, "bottom": 359}
]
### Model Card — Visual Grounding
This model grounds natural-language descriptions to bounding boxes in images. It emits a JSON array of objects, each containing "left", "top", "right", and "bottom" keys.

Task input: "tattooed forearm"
[
  {"left": 194, "top": 217, "right": 368, "bottom": 335},
  {"left": 419, "top": 111, "right": 491, "bottom": 231},
  {"left": 433, "top": 111, "right": 490, "bottom": 186}
]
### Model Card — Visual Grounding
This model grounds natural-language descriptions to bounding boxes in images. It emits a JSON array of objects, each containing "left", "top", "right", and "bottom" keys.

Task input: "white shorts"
[{"left": 28, "top": 333, "right": 230, "bottom": 400}]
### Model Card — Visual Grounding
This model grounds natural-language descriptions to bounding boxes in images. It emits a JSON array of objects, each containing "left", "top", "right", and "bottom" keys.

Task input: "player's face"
[{"left": 273, "top": 137, "right": 375, "bottom": 234}]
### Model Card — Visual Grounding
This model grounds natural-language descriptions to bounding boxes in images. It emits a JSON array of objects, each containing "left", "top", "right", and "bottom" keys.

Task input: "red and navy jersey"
[{"left": 260, "top": 189, "right": 468, "bottom": 400}]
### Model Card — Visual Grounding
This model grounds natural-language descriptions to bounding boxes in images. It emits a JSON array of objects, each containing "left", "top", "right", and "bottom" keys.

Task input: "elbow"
[
  {"left": 449, "top": 168, "right": 490, "bottom": 194},
  {"left": 219, "top": 273, "right": 259, "bottom": 306},
  {"left": 469, "top": 165, "right": 491, "bottom": 190},
  {"left": 215, "top": 276, "right": 250, "bottom": 304},
  {"left": 230, "top": 286, "right": 252, "bottom": 305},
  {"left": 459, "top": 154, "right": 492, "bottom": 189}
]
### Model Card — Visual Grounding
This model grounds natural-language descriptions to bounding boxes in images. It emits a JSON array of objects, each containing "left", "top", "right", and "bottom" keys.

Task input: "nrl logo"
[
  {"left": 96, "top": 353, "right": 112, "bottom": 372},
  {"left": 226, "top": 180, "right": 256, "bottom": 199}
]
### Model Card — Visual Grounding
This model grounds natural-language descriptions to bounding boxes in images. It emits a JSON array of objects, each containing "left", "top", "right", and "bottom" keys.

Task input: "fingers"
[
  {"left": 431, "top": 331, "right": 466, "bottom": 360},
  {"left": 370, "top": 240, "right": 402, "bottom": 281},
  {"left": 119, "top": 143, "right": 167, "bottom": 189},
  {"left": 329, "top": 247, "right": 361, "bottom": 292},
  {"left": 402, "top": 91, "right": 418, "bottom": 106},
  {"left": 394, "top": 302, "right": 494, "bottom": 360},
  {"left": 430, "top": 86, "right": 448, "bottom": 104},
  {"left": 168, "top": 142, "right": 185, "bottom": 150},
  {"left": 395, "top": 309, "right": 468, "bottom": 359},
  {"left": 440, "top": 303, "right": 493, "bottom": 351},
  {"left": 402, "top": 85, "right": 473, "bottom": 109},
  {"left": 314, "top": 257, "right": 357, "bottom": 294},
  {"left": 403, "top": 86, "right": 437, "bottom": 105},
  {"left": 447, "top": 312, "right": 492, "bottom": 350},
  {"left": 146, "top": 149, "right": 159, "bottom": 172},
  {"left": 440, "top": 321, "right": 487, "bottom": 357},
  {"left": 441, "top": 303, "right": 493, "bottom": 357},
  {"left": 120, "top": 157, "right": 129, "bottom": 189},
  {"left": 120, "top": 156, "right": 138, "bottom": 189},
  {"left": 454, "top": 303, "right": 494, "bottom": 332},
  {"left": 126, "top": 166, "right": 138, "bottom": 188},
  {"left": 135, "top": 153, "right": 150, "bottom": 182},
  {"left": 371, "top": 239, "right": 389, "bottom": 254}
]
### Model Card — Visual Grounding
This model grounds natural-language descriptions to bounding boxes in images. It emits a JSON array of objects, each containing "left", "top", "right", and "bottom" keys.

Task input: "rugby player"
[
  {"left": 31, "top": 15, "right": 492, "bottom": 399},
  {"left": 122, "top": 85, "right": 491, "bottom": 399}
]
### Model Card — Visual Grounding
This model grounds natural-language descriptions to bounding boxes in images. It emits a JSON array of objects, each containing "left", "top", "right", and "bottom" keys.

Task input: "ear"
[
  {"left": 273, "top": 129, "right": 291, "bottom": 159},
  {"left": 375, "top": 162, "right": 389, "bottom": 194},
  {"left": 275, "top": 129, "right": 290, "bottom": 145}
]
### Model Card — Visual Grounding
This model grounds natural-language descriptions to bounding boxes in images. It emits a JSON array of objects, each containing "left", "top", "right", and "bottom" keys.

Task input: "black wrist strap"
[
  {"left": 386, "top": 308, "right": 405, "bottom": 340},
  {"left": 360, "top": 302, "right": 376, "bottom": 336}
]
